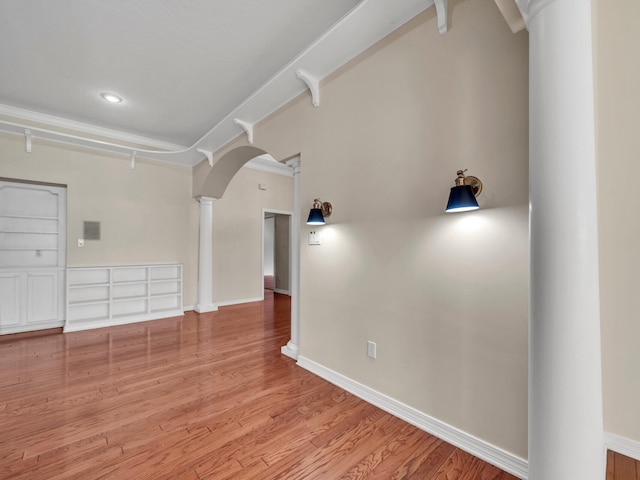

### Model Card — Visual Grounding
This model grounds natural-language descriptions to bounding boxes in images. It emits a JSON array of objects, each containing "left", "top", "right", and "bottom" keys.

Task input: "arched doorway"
[{"left": 194, "top": 146, "right": 301, "bottom": 360}]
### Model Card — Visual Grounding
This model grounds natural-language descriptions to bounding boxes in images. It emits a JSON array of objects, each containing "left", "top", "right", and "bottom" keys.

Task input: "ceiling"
[{"left": 0, "top": 1, "right": 455, "bottom": 166}]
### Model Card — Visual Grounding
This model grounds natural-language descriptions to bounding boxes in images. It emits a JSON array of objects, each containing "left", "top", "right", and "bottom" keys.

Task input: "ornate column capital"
[
  {"left": 196, "top": 195, "right": 216, "bottom": 205},
  {"left": 286, "top": 157, "right": 301, "bottom": 175},
  {"left": 515, "top": 0, "right": 557, "bottom": 27}
]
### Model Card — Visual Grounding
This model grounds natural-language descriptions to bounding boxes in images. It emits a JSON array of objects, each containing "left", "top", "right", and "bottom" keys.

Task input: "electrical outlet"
[{"left": 367, "top": 340, "right": 377, "bottom": 359}]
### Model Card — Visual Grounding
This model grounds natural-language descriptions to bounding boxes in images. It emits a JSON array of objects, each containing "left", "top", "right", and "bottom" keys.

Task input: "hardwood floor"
[
  {"left": 607, "top": 450, "right": 640, "bottom": 480},
  {"left": 0, "top": 290, "right": 520, "bottom": 479}
]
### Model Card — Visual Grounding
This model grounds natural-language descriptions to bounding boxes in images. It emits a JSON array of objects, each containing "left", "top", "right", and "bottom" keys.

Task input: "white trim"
[
  {"left": 262, "top": 208, "right": 295, "bottom": 216},
  {"left": 63, "top": 309, "right": 184, "bottom": 333},
  {"left": 514, "top": 0, "right": 556, "bottom": 27},
  {"left": 193, "top": 303, "right": 217, "bottom": 313},
  {"left": 434, "top": 0, "right": 448, "bottom": 34},
  {"left": 281, "top": 343, "right": 298, "bottom": 360},
  {"left": 605, "top": 432, "right": 640, "bottom": 462},
  {"left": 0, "top": 320, "right": 64, "bottom": 335},
  {"left": 281, "top": 157, "right": 301, "bottom": 360},
  {"left": 215, "top": 297, "right": 264, "bottom": 307},
  {"left": 195, "top": 197, "right": 218, "bottom": 313},
  {"left": 0, "top": 103, "right": 187, "bottom": 152},
  {"left": 273, "top": 288, "right": 290, "bottom": 296},
  {"left": 183, "top": 305, "right": 195, "bottom": 312},
  {"left": 0, "top": 119, "right": 200, "bottom": 167},
  {"left": 244, "top": 156, "right": 293, "bottom": 177},
  {"left": 297, "top": 356, "right": 529, "bottom": 480},
  {"left": 233, "top": 118, "right": 254, "bottom": 144},
  {"left": 295, "top": 70, "right": 320, "bottom": 107}
]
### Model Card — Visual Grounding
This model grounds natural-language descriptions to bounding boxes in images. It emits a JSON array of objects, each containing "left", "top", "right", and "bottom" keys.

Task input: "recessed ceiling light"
[{"left": 100, "top": 92, "right": 123, "bottom": 104}]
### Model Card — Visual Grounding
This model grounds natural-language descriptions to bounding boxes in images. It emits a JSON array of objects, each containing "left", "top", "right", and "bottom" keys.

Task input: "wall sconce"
[
  {"left": 307, "top": 198, "right": 332, "bottom": 225},
  {"left": 445, "top": 169, "right": 482, "bottom": 213}
]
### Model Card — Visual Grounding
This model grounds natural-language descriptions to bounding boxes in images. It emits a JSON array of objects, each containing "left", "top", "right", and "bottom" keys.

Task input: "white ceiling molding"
[
  {"left": 514, "top": 0, "right": 556, "bottom": 28},
  {"left": 243, "top": 155, "right": 293, "bottom": 177},
  {"left": 233, "top": 119, "right": 255, "bottom": 144},
  {"left": 197, "top": 149, "right": 214, "bottom": 167},
  {"left": 295, "top": 70, "right": 320, "bottom": 107},
  {"left": 0, "top": 118, "right": 195, "bottom": 166},
  {"left": 494, "top": 0, "right": 526, "bottom": 33},
  {"left": 24, "top": 129, "right": 32, "bottom": 153},
  {"left": 0, "top": 0, "right": 434, "bottom": 167},
  {"left": 0, "top": 103, "right": 187, "bottom": 152},
  {"left": 434, "top": 0, "right": 448, "bottom": 34}
]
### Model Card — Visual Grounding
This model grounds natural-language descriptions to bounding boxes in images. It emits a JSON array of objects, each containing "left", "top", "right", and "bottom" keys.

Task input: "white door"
[{"left": 0, "top": 180, "right": 66, "bottom": 334}]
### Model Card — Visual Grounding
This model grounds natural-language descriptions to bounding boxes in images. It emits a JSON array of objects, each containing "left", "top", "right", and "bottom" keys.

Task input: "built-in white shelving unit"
[
  {"left": 0, "top": 180, "right": 66, "bottom": 335},
  {"left": 66, "top": 264, "right": 183, "bottom": 332}
]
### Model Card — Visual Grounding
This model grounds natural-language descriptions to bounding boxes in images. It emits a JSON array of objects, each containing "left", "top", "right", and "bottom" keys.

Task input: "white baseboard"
[
  {"left": 0, "top": 320, "right": 64, "bottom": 335},
  {"left": 273, "top": 288, "right": 291, "bottom": 296},
  {"left": 215, "top": 296, "right": 264, "bottom": 307},
  {"left": 605, "top": 432, "right": 640, "bottom": 462},
  {"left": 186, "top": 294, "right": 280, "bottom": 311},
  {"left": 63, "top": 309, "right": 184, "bottom": 333},
  {"left": 297, "top": 356, "right": 528, "bottom": 479},
  {"left": 183, "top": 305, "right": 194, "bottom": 312}
]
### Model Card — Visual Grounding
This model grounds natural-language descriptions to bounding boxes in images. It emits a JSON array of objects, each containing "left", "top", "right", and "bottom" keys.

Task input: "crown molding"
[
  {"left": 0, "top": 104, "right": 187, "bottom": 152},
  {"left": 243, "top": 155, "right": 293, "bottom": 177},
  {"left": 0, "top": 118, "right": 197, "bottom": 166}
]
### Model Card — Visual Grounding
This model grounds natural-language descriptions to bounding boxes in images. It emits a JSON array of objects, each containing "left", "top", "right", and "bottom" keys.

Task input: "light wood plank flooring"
[{"left": 1, "top": 290, "right": 519, "bottom": 479}]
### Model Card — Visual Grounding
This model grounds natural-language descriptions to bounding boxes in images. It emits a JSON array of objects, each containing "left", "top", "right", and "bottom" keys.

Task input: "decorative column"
[
  {"left": 194, "top": 196, "right": 218, "bottom": 313},
  {"left": 281, "top": 157, "right": 300, "bottom": 359},
  {"left": 518, "top": 0, "right": 604, "bottom": 478}
]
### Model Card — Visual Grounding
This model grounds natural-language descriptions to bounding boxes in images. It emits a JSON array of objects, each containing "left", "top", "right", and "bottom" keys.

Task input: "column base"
[
  {"left": 194, "top": 303, "right": 218, "bottom": 313},
  {"left": 281, "top": 340, "right": 299, "bottom": 360}
]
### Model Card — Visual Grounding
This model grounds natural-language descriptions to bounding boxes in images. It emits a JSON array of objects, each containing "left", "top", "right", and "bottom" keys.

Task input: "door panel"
[
  {"left": 0, "top": 274, "right": 21, "bottom": 326},
  {"left": 26, "top": 272, "right": 58, "bottom": 323}
]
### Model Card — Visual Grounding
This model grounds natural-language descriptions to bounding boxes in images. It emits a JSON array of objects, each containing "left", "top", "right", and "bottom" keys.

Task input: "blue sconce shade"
[
  {"left": 445, "top": 170, "right": 482, "bottom": 213},
  {"left": 446, "top": 185, "right": 479, "bottom": 212},
  {"left": 306, "top": 198, "right": 332, "bottom": 225},
  {"left": 307, "top": 208, "right": 326, "bottom": 225}
]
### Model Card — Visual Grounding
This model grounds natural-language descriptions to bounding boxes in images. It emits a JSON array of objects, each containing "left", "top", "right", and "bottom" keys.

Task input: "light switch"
[{"left": 308, "top": 231, "right": 321, "bottom": 245}]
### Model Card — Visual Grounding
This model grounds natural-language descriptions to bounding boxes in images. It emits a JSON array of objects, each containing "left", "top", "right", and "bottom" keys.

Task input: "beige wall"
[
  {"left": 595, "top": 0, "right": 640, "bottom": 442},
  {"left": 212, "top": 167, "right": 293, "bottom": 304},
  {"left": 197, "top": 0, "right": 529, "bottom": 458},
  {"left": 0, "top": 133, "right": 199, "bottom": 306},
  {"left": 274, "top": 214, "right": 290, "bottom": 292}
]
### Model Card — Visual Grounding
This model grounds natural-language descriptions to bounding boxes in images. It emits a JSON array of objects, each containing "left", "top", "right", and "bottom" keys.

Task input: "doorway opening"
[{"left": 262, "top": 210, "right": 292, "bottom": 297}]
